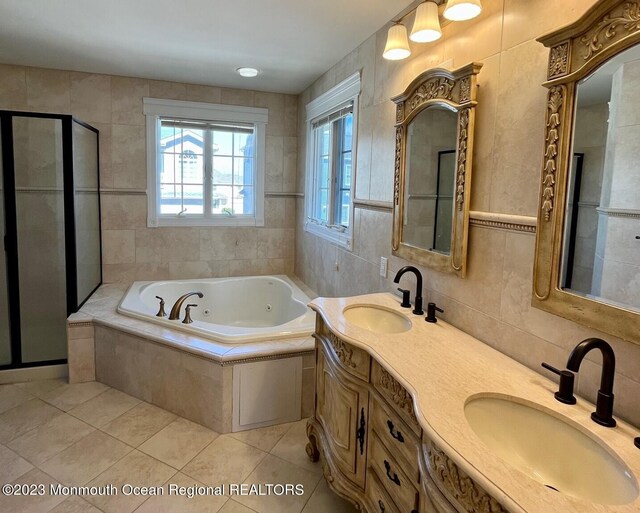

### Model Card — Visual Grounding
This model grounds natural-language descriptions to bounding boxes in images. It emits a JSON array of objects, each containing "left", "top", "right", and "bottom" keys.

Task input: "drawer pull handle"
[
  {"left": 384, "top": 460, "right": 401, "bottom": 486},
  {"left": 356, "top": 408, "right": 366, "bottom": 455},
  {"left": 387, "top": 420, "right": 405, "bottom": 443},
  {"left": 378, "top": 500, "right": 385, "bottom": 513}
]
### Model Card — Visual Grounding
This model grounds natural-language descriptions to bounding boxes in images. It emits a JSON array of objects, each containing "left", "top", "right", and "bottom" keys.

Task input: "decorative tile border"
[
  {"left": 469, "top": 211, "right": 537, "bottom": 234},
  {"left": 596, "top": 207, "right": 640, "bottom": 219}
]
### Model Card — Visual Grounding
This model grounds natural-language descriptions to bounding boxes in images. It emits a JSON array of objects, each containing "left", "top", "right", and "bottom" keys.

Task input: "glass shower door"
[
  {"left": 12, "top": 116, "right": 68, "bottom": 363},
  {"left": 73, "top": 120, "right": 101, "bottom": 305},
  {"left": 0, "top": 126, "right": 11, "bottom": 365}
]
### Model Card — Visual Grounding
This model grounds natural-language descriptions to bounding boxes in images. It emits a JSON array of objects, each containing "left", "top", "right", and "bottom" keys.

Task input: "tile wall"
[
  {"left": 1, "top": 0, "right": 639, "bottom": 428},
  {"left": 294, "top": 0, "right": 640, "bottom": 427},
  {"left": 0, "top": 67, "right": 298, "bottom": 281}
]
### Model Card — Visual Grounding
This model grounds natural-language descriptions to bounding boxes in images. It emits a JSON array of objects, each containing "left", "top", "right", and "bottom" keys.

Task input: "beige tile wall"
[
  {"left": 0, "top": 66, "right": 298, "bottom": 281},
  {"left": 294, "top": 0, "right": 640, "bottom": 427},
  {"left": 2, "top": 0, "right": 639, "bottom": 428}
]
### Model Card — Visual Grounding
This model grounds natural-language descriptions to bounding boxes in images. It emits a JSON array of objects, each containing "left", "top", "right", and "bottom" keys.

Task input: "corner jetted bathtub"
[{"left": 117, "top": 275, "right": 315, "bottom": 344}]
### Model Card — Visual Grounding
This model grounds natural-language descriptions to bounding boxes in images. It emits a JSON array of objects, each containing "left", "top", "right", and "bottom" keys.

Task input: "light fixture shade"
[
  {"left": 443, "top": 0, "right": 482, "bottom": 21},
  {"left": 236, "top": 67, "right": 259, "bottom": 77},
  {"left": 383, "top": 24, "right": 411, "bottom": 60},
  {"left": 410, "top": 1, "right": 442, "bottom": 43}
]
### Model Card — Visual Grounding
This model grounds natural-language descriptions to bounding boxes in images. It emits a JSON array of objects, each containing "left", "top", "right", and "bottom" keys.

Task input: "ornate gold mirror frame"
[
  {"left": 534, "top": 0, "right": 640, "bottom": 343},
  {"left": 391, "top": 63, "right": 482, "bottom": 277}
]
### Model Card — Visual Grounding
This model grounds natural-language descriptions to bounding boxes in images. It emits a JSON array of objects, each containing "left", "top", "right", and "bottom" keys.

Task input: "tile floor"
[{"left": 0, "top": 379, "right": 358, "bottom": 513}]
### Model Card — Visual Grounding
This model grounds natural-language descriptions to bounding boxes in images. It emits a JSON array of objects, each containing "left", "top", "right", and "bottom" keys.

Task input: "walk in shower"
[{"left": 0, "top": 112, "right": 101, "bottom": 369}]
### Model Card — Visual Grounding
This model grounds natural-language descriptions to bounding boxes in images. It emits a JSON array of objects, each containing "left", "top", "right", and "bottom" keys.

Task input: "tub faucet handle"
[
  {"left": 155, "top": 296, "right": 166, "bottom": 317},
  {"left": 182, "top": 304, "right": 197, "bottom": 324}
]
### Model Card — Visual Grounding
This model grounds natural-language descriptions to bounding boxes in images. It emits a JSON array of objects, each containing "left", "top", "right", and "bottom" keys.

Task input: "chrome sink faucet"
[
  {"left": 393, "top": 266, "right": 424, "bottom": 315},
  {"left": 566, "top": 338, "right": 617, "bottom": 428},
  {"left": 168, "top": 291, "right": 204, "bottom": 320}
]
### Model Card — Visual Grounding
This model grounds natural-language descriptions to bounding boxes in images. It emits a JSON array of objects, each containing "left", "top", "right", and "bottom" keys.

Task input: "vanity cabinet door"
[{"left": 316, "top": 342, "right": 369, "bottom": 489}]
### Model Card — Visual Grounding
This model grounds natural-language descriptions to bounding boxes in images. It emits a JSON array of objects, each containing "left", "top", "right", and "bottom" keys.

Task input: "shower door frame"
[{"left": 0, "top": 111, "right": 102, "bottom": 370}]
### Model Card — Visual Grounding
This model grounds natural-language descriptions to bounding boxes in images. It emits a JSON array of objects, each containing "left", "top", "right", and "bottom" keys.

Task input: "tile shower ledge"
[
  {"left": 70, "top": 283, "right": 314, "bottom": 364},
  {"left": 309, "top": 293, "right": 640, "bottom": 513}
]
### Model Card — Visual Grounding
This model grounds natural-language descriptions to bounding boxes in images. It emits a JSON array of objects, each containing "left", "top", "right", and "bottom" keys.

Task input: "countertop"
[{"left": 309, "top": 292, "right": 640, "bottom": 513}]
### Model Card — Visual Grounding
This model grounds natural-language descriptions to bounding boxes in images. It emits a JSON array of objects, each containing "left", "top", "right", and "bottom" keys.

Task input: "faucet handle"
[
  {"left": 397, "top": 288, "right": 411, "bottom": 308},
  {"left": 155, "top": 296, "right": 166, "bottom": 317},
  {"left": 182, "top": 304, "right": 197, "bottom": 324},
  {"left": 425, "top": 302, "right": 443, "bottom": 323},
  {"left": 541, "top": 363, "right": 577, "bottom": 405}
]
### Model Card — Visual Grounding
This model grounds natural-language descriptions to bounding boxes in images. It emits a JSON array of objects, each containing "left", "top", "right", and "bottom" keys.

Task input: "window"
[
  {"left": 305, "top": 73, "right": 360, "bottom": 249},
  {"left": 143, "top": 98, "right": 267, "bottom": 227}
]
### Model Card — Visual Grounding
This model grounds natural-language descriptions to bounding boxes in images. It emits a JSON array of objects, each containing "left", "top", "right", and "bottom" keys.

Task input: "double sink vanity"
[
  {"left": 305, "top": 292, "right": 640, "bottom": 513},
  {"left": 303, "top": 2, "right": 640, "bottom": 512}
]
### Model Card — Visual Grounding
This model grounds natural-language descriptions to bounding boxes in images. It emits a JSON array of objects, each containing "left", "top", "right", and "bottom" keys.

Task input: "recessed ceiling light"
[{"left": 236, "top": 67, "right": 259, "bottom": 78}]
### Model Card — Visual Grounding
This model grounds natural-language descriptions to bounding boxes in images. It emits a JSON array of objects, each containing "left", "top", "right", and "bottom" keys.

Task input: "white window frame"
[
  {"left": 143, "top": 98, "right": 268, "bottom": 227},
  {"left": 305, "top": 72, "right": 360, "bottom": 250}
]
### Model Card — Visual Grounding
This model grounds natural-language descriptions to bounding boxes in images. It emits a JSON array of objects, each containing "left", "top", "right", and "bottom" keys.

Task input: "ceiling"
[
  {"left": 577, "top": 44, "right": 640, "bottom": 107},
  {"left": 0, "top": 0, "right": 414, "bottom": 94}
]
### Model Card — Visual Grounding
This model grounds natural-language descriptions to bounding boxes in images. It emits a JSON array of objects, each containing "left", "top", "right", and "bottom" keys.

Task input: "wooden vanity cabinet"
[
  {"left": 307, "top": 317, "right": 509, "bottom": 513},
  {"left": 315, "top": 339, "right": 369, "bottom": 489}
]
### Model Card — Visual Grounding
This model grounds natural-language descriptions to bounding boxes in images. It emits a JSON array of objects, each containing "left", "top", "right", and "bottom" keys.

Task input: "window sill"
[
  {"left": 149, "top": 216, "right": 264, "bottom": 228},
  {"left": 304, "top": 220, "right": 352, "bottom": 251}
]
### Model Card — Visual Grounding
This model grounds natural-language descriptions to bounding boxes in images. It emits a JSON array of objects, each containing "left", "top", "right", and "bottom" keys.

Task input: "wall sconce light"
[
  {"left": 443, "top": 0, "right": 483, "bottom": 21},
  {"left": 383, "top": 0, "right": 482, "bottom": 61},
  {"left": 383, "top": 24, "right": 412, "bottom": 60},
  {"left": 410, "top": 1, "right": 442, "bottom": 43}
]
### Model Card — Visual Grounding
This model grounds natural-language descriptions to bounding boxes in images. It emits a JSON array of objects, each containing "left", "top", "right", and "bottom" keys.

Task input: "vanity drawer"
[
  {"left": 369, "top": 432, "right": 419, "bottom": 513},
  {"left": 370, "top": 393, "right": 420, "bottom": 482},
  {"left": 366, "top": 468, "right": 402, "bottom": 513},
  {"left": 316, "top": 318, "right": 370, "bottom": 382},
  {"left": 371, "top": 361, "right": 420, "bottom": 435}
]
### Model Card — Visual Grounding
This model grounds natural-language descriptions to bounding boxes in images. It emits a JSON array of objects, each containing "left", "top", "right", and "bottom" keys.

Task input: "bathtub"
[{"left": 117, "top": 275, "right": 315, "bottom": 344}]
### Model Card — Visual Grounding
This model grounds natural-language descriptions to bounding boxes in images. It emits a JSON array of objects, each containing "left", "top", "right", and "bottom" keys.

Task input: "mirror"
[
  {"left": 392, "top": 63, "right": 482, "bottom": 277},
  {"left": 562, "top": 45, "right": 640, "bottom": 313},
  {"left": 534, "top": 0, "right": 640, "bottom": 343},
  {"left": 404, "top": 106, "right": 458, "bottom": 254}
]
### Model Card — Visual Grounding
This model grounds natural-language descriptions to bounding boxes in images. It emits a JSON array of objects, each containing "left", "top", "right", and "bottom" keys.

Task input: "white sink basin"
[
  {"left": 343, "top": 305, "right": 411, "bottom": 334},
  {"left": 464, "top": 395, "right": 638, "bottom": 505}
]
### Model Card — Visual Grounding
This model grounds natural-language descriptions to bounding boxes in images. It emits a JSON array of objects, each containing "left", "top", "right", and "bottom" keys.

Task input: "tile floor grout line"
[
  {"left": 179, "top": 431, "right": 227, "bottom": 472},
  {"left": 7, "top": 413, "right": 97, "bottom": 468},
  {"left": 2, "top": 381, "right": 356, "bottom": 513}
]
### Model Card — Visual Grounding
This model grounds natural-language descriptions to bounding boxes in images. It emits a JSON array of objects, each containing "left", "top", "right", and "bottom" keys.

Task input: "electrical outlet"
[{"left": 379, "top": 257, "right": 388, "bottom": 278}]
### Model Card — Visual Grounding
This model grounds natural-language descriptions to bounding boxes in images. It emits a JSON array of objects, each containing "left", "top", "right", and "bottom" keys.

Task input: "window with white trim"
[
  {"left": 143, "top": 98, "right": 267, "bottom": 227},
  {"left": 305, "top": 73, "right": 360, "bottom": 250}
]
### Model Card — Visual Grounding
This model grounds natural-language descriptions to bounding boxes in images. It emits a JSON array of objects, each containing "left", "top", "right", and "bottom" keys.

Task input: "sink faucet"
[
  {"left": 168, "top": 291, "right": 204, "bottom": 320},
  {"left": 393, "top": 266, "right": 424, "bottom": 315},
  {"left": 566, "top": 338, "right": 617, "bottom": 427}
]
